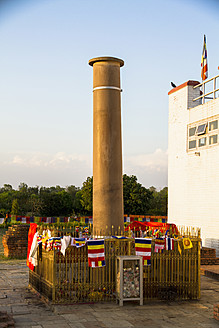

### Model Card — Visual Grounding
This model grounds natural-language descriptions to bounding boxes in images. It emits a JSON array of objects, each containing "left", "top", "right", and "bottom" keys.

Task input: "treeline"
[{"left": 0, "top": 175, "right": 167, "bottom": 217}]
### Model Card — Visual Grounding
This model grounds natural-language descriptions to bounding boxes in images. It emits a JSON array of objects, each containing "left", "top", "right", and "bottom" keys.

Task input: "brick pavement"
[{"left": 0, "top": 260, "right": 219, "bottom": 328}]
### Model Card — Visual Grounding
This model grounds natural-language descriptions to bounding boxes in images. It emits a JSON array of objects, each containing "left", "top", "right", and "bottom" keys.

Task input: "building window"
[
  {"left": 189, "top": 140, "right": 196, "bottom": 149},
  {"left": 196, "top": 123, "right": 207, "bottom": 135},
  {"left": 198, "top": 137, "right": 206, "bottom": 147},
  {"left": 187, "top": 116, "right": 219, "bottom": 152},
  {"left": 189, "top": 127, "right": 196, "bottom": 137},
  {"left": 209, "top": 120, "right": 218, "bottom": 131},
  {"left": 209, "top": 134, "right": 218, "bottom": 145}
]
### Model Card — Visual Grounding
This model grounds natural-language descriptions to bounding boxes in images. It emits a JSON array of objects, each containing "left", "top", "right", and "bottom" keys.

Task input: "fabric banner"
[
  {"left": 135, "top": 238, "right": 152, "bottom": 266},
  {"left": 183, "top": 238, "right": 193, "bottom": 249},
  {"left": 61, "top": 236, "right": 71, "bottom": 256},
  {"left": 87, "top": 239, "right": 105, "bottom": 268},
  {"left": 165, "top": 237, "right": 174, "bottom": 250},
  {"left": 154, "top": 238, "right": 165, "bottom": 253},
  {"left": 112, "top": 236, "right": 127, "bottom": 239},
  {"left": 71, "top": 237, "right": 86, "bottom": 248},
  {"left": 27, "top": 223, "right": 38, "bottom": 271}
]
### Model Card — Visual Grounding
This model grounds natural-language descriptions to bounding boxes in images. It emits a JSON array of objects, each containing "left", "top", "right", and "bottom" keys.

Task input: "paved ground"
[{"left": 0, "top": 260, "right": 219, "bottom": 328}]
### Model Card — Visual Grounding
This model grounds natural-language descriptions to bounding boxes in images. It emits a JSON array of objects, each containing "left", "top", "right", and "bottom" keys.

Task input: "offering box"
[{"left": 116, "top": 255, "right": 143, "bottom": 306}]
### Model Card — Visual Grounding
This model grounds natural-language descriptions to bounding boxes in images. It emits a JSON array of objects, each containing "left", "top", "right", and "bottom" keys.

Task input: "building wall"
[{"left": 168, "top": 82, "right": 219, "bottom": 254}]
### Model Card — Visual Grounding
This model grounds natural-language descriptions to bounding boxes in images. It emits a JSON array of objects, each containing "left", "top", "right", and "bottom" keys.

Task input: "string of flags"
[
  {"left": 3, "top": 214, "right": 167, "bottom": 225},
  {"left": 27, "top": 224, "right": 193, "bottom": 271}
]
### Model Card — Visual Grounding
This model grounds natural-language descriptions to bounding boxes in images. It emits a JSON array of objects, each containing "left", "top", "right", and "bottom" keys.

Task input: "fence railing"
[
  {"left": 193, "top": 74, "right": 219, "bottom": 104},
  {"left": 29, "top": 233, "right": 201, "bottom": 303}
]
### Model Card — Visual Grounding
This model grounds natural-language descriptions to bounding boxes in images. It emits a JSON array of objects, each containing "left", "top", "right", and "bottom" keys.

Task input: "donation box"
[{"left": 116, "top": 255, "right": 143, "bottom": 306}]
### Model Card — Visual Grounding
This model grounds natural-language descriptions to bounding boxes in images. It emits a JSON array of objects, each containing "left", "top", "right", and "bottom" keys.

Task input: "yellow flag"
[
  {"left": 178, "top": 241, "right": 182, "bottom": 254},
  {"left": 183, "top": 238, "right": 193, "bottom": 249}
]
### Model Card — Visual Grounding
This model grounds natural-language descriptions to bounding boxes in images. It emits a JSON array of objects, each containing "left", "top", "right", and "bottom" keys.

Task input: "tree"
[
  {"left": 0, "top": 184, "right": 13, "bottom": 193},
  {"left": 78, "top": 175, "right": 154, "bottom": 216},
  {"left": 11, "top": 199, "right": 19, "bottom": 215},
  {"left": 79, "top": 177, "right": 93, "bottom": 215},
  {"left": 148, "top": 187, "right": 168, "bottom": 216},
  {"left": 66, "top": 185, "right": 80, "bottom": 213},
  {"left": 123, "top": 174, "right": 153, "bottom": 215},
  {"left": 29, "top": 194, "right": 43, "bottom": 216}
]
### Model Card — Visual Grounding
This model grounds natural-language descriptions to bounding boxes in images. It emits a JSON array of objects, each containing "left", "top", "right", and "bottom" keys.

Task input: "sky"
[{"left": 0, "top": 0, "right": 219, "bottom": 190}]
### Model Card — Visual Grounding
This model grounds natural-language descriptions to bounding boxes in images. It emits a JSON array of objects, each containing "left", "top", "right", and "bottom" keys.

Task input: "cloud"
[
  {"left": 124, "top": 148, "right": 168, "bottom": 189},
  {"left": 0, "top": 149, "right": 167, "bottom": 189},
  {"left": 0, "top": 151, "right": 92, "bottom": 188}
]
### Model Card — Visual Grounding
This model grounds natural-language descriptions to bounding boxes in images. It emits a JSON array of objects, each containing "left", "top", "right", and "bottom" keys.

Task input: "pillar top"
[{"left": 89, "top": 56, "right": 124, "bottom": 67}]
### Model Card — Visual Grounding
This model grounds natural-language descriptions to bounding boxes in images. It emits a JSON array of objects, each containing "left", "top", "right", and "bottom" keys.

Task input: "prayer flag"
[
  {"left": 87, "top": 239, "right": 105, "bottom": 268},
  {"left": 178, "top": 241, "right": 182, "bottom": 255},
  {"left": 183, "top": 238, "right": 193, "bottom": 249},
  {"left": 61, "top": 236, "right": 71, "bottom": 256},
  {"left": 154, "top": 238, "right": 165, "bottom": 253},
  {"left": 71, "top": 237, "right": 86, "bottom": 248},
  {"left": 135, "top": 238, "right": 152, "bottom": 266},
  {"left": 27, "top": 223, "right": 38, "bottom": 270},
  {"left": 53, "top": 237, "right": 62, "bottom": 250},
  {"left": 201, "top": 34, "right": 208, "bottom": 81},
  {"left": 165, "top": 237, "right": 174, "bottom": 251},
  {"left": 112, "top": 236, "right": 127, "bottom": 239}
]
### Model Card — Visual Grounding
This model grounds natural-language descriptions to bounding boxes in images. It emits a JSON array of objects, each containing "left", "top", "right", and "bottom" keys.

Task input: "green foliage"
[
  {"left": 79, "top": 177, "right": 93, "bottom": 215},
  {"left": 123, "top": 174, "right": 153, "bottom": 215},
  {"left": 148, "top": 186, "right": 168, "bottom": 216},
  {"left": 0, "top": 178, "right": 168, "bottom": 217},
  {"left": 11, "top": 199, "right": 19, "bottom": 215}
]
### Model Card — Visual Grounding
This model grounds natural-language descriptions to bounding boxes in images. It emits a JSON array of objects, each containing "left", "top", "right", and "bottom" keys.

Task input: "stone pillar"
[{"left": 89, "top": 56, "right": 124, "bottom": 236}]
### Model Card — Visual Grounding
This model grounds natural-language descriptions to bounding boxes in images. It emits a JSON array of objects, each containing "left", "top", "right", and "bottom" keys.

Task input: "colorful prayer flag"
[
  {"left": 201, "top": 34, "right": 208, "bottom": 81},
  {"left": 135, "top": 238, "right": 152, "bottom": 266},
  {"left": 53, "top": 237, "right": 62, "bottom": 250},
  {"left": 87, "top": 239, "right": 105, "bottom": 268},
  {"left": 154, "top": 238, "right": 165, "bottom": 253},
  {"left": 72, "top": 237, "right": 86, "bottom": 248},
  {"left": 165, "top": 237, "right": 174, "bottom": 251},
  {"left": 183, "top": 238, "right": 193, "bottom": 249},
  {"left": 112, "top": 236, "right": 127, "bottom": 239}
]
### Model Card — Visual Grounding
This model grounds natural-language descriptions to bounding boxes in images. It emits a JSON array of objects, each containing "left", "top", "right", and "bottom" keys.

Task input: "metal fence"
[
  {"left": 29, "top": 228, "right": 201, "bottom": 303},
  {"left": 193, "top": 74, "right": 219, "bottom": 104}
]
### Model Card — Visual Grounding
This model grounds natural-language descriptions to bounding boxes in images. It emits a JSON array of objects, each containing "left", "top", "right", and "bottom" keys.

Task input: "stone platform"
[{"left": 0, "top": 260, "right": 219, "bottom": 328}]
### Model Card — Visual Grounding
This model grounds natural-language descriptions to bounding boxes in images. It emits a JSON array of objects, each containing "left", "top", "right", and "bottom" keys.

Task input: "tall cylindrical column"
[{"left": 89, "top": 57, "right": 124, "bottom": 236}]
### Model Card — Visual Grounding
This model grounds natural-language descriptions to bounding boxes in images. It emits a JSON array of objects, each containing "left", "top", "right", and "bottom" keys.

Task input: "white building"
[{"left": 168, "top": 76, "right": 219, "bottom": 255}]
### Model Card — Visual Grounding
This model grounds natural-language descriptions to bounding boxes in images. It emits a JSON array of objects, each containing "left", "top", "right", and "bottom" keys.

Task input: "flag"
[
  {"left": 87, "top": 239, "right": 105, "bottom": 268},
  {"left": 201, "top": 34, "right": 208, "bottom": 81},
  {"left": 178, "top": 241, "right": 182, "bottom": 255},
  {"left": 135, "top": 238, "right": 152, "bottom": 266},
  {"left": 71, "top": 237, "right": 86, "bottom": 248},
  {"left": 46, "top": 237, "right": 54, "bottom": 251},
  {"left": 53, "top": 237, "right": 62, "bottom": 250},
  {"left": 27, "top": 223, "right": 38, "bottom": 270},
  {"left": 183, "top": 238, "right": 193, "bottom": 249},
  {"left": 165, "top": 237, "right": 174, "bottom": 250},
  {"left": 61, "top": 236, "right": 71, "bottom": 256},
  {"left": 112, "top": 236, "right": 127, "bottom": 239},
  {"left": 154, "top": 238, "right": 165, "bottom": 253}
]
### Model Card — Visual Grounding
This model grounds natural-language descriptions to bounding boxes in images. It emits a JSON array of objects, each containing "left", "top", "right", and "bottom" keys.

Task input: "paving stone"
[
  {"left": 41, "top": 324, "right": 71, "bottom": 328},
  {"left": 68, "top": 324, "right": 86, "bottom": 328},
  {"left": 1, "top": 261, "right": 219, "bottom": 328}
]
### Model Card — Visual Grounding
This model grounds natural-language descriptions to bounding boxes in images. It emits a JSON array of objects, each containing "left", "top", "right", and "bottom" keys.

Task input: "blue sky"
[{"left": 0, "top": 0, "right": 218, "bottom": 189}]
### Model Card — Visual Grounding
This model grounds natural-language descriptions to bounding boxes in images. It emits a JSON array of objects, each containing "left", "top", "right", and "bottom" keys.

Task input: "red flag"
[
  {"left": 26, "top": 223, "right": 37, "bottom": 271},
  {"left": 201, "top": 35, "right": 208, "bottom": 81}
]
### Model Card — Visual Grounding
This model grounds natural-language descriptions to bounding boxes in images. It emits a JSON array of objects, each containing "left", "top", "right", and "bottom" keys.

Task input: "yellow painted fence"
[{"left": 29, "top": 233, "right": 200, "bottom": 303}]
